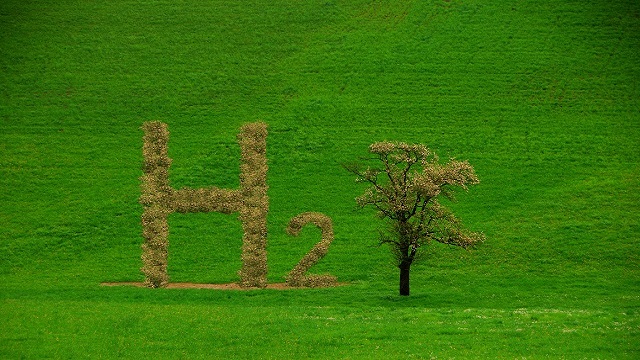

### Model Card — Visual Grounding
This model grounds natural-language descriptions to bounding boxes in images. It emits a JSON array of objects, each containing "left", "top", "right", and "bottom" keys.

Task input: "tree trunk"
[{"left": 399, "top": 262, "right": 411, "bottom": 296}]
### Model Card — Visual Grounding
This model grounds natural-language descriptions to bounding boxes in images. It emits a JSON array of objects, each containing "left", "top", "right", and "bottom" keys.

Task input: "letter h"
[{"left": 140, "top": 122, "right": 268, "bottom": 288}]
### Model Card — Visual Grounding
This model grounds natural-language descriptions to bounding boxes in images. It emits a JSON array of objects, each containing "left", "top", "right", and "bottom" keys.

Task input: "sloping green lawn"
[{"left": 1, "top": 0, "right": 638, "bottom": 358}]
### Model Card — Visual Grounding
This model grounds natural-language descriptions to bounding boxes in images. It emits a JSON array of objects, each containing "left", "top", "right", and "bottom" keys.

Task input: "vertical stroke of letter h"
[{"left": 140, "top": 122, "right": 268, "bottom": 288}]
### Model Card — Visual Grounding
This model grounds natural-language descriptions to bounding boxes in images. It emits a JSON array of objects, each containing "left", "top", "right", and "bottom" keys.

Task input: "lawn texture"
[{"left": 1, "top": 0, "right": 639, "bottom": 358}]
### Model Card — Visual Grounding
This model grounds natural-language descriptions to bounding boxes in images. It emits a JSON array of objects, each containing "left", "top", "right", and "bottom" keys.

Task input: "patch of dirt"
[{"left": 100, "top": 282, "right": 346, "bottom": 290}]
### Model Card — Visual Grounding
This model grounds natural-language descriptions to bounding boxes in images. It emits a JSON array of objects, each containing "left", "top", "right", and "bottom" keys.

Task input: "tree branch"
[
  {"left": 372, "top": 202, "right": 395, "bottom": 219},
  {"left": 381, "top": 153, "right": 400, "bottom": 196}
]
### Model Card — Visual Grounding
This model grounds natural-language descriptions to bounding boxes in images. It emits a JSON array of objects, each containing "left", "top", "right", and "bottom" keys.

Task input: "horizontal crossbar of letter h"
[{"left": 140, "top": 122, "right": 269, "bottom": 288}]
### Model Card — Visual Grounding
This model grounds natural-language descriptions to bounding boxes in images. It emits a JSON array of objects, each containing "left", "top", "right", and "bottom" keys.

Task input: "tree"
[{"left": 345, "top": 141, "right": 484, "bottom": 296}]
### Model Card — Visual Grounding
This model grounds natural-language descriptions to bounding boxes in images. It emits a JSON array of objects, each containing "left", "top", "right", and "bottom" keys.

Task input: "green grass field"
[{"left": 1, "top": 0, "right": 639, "bottom": 358}]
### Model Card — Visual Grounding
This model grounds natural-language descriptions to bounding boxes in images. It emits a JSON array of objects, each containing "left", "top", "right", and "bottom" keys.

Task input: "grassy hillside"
[{"left": 1, "top": 0, "right": 639, "bottom": 358}]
